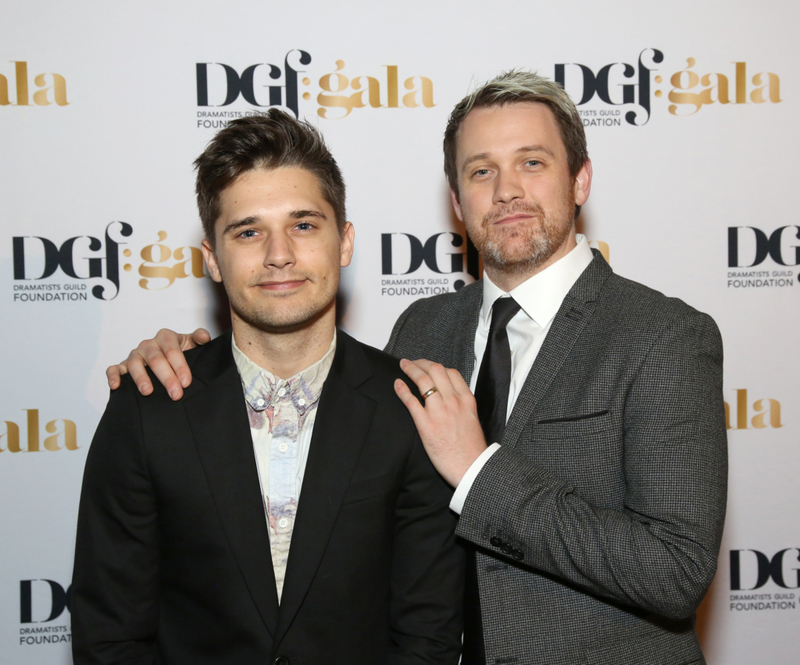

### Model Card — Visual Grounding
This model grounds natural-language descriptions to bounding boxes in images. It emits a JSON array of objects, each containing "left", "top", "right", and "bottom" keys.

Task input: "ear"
[
  {"left": 449, "top": 188, "right": 464, "bottom": 222},
  {"left": 573, "top": 159, "right": 592, "bottom": 206},
  {"left": 339, "top": 221, "right": 355, "bottom": 268},
  {"left": 201, "top": 239, "right": 223, "bottom": 283}
]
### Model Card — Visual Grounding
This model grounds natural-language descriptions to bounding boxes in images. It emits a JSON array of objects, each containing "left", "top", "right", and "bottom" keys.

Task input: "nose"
[
  {"left": 493, "top": 168, "right": 524, "bottom": 205},
  {"left": 263, "top": 231, "right": 295, "bottom": 270}
]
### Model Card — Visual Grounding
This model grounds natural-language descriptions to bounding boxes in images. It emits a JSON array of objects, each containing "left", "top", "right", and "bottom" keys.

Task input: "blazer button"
[
  {"left": 273, "top": 657, "right": 290, "bottom": 665},
  {"left": 490, "top": 536, "right": 502, "bottom": 547},
  {"left": 501, "top": 543, "right": 513, "bottom": 554},
  {"left": 512, "top": 549, "right": 524, "bottom": 561}
]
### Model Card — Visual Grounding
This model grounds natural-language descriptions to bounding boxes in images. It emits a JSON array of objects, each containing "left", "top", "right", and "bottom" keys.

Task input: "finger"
[
  {"left": 404, "top": 359, "right": 458, "bottom": 399},
  {"left": 105, "top": 363, "right": 125, "bottom": 390},
  {"left": 188, "top": 328, "right": 212, "bottom": 348},
  {"left": 126, "top": 354, "right": 155, "bottom": 396},
  {"left": 398, "top": 359, "right": 437, "bottom": 395},
  {"left": 149, "top": 330, "right": 193, "bottom": 393},
  {"left": 446, "top": 367, "right": 474, "bottom": 397},
  {"left": 393, "top": 378, "right": 429, "bottom": 423}
]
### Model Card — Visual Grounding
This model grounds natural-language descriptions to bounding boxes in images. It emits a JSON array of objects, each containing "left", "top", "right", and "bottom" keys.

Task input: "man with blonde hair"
[{"left": 109, "top": 72, "right": 727, "bottom": 665}]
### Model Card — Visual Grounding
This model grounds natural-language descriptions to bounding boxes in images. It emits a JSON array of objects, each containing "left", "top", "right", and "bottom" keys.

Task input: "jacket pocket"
[{"left": 533, "top": 410, "right": 613, "bottom": 438}]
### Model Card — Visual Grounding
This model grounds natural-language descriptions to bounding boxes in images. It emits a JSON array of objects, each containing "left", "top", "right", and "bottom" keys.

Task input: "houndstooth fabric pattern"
[{"left": 386, "top": 252, "right": 726, "bottom": 665}]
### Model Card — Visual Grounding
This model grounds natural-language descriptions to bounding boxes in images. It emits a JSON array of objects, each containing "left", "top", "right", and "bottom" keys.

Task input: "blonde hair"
[{"left": 443, "top": 70, "right": 588, "bottom": 199}]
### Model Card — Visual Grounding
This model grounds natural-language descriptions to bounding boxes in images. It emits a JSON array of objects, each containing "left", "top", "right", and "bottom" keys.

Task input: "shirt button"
[
  {"left": 278, "top": 518, "right": 289, "bottom": 528},
  {"left": 277, "top": 387, "right": 287, "bottom": 397},
  {"left": 255, "top": 398, "right": 265, "bottom": 407},
  {"left": 279, "top": 442, "right": 288, "bottom": 453},
  {"left": 298, "top": 398, "right": 306, "bottom": 406}
]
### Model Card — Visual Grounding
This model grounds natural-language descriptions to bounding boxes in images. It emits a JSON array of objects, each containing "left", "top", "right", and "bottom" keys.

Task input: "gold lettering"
[
  {"left": 750, "top": 73, "right": 781, "bottom": 104},
  {"left": 735, "top": 62, "right": 747, "bottom": 104},
  {"left": 403, "top": 76, "right": 435, "bottom": 108},
  {"left": 736, "top": 389, "right": 748, "bottom": 430},
  {"left": 171, "top": 246, "right": 206, "bottom": 279},
  {"left": 0, "top": 74, "right": 9, "bottom": 106},
  {"left": 14, "top": 61, "right": 29, "bottom": 106},
  {"left": 139, "top": 231, "right": 177, "bottom": 289},
  {"left": 752, "top": 399, "right": 783, "bottom": 429},
  {"left": 349, "top": 76, "right": 382, "bottom": 109},
  {"left": 317, "top": 60, "right": 353, "bottom": 119},
  {"left": 26, "top": 409, "right": 39, "bottom": 452},
  {"left": 32, "top": 73, "right": 69, "bottom": 106},
  {"left": 386, "top": 66, "right": 399, "bottom": 108},
  {"left": 668, "top": 58, "right": 703, "bottom": 116},
  {"left": 699, "top": 73, "right": 730, "bottom": 104},
  {"left": 44, "top": 419, "right": 78, "bottom": 451},
  {"left": 0, "top": 421, "right": 20, "bottom": 453}
]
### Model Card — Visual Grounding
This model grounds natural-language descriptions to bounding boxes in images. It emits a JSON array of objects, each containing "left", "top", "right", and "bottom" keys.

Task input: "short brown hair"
[
  {"left": 443, "top": 70, "right": 588, "bottom": 200},
  {"left": 195, "top": 110, "right": 346, "bottom": 242}
]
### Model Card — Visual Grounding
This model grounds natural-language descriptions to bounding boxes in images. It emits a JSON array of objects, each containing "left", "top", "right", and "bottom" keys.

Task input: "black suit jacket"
[{"left": 72, "top": 331, "right": 463, "bottom": 665}]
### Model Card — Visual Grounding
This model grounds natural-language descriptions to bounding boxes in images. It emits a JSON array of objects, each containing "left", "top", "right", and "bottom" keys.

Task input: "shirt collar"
[
  {"left": 481, "top": 234, "right": 594, "bottom": 328},
  {"left": 231, "top": 332, "right": 337, "bottom": 415}
]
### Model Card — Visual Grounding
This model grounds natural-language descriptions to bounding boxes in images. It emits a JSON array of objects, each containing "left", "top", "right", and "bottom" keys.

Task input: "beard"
[
  {"left": 226, "top": 270, "right": 338, "bottom": 335},
  {"left": 470, "top": 195, "right": 575, "bottom": 278}
]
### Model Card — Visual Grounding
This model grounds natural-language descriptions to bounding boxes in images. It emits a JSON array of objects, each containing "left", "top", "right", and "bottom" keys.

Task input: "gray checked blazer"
[{"left": 385, "top": 251, "right": 727, "bottom": 665}]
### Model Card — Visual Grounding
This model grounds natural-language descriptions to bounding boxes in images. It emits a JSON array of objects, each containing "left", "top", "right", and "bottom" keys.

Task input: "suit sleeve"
[
  {"left": 388, "top": 431, "right": 465, "bottom": 664},
  {"left": 71, "top": 377, "right": 159, "bottom": 664},
  {"left": 455, "top": 311, "right": 727, "bottom": 620}
]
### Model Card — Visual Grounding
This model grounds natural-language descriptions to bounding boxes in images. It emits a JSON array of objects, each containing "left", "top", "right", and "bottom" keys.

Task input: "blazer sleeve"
[
  {"left": 455, "top": 310, "right": 728, "bottom": 621},
  {"left": 71, "top": 377, "right": 159, "bottom": 664},
  {"left": 388, "top": 431, "right": 465, "bottom": 664}
]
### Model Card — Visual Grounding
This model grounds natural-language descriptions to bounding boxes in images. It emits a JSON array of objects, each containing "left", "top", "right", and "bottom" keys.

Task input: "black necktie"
[
  {"left": 474, "top": 297, "right": 521, "bottom": 444},
  {"left": 462, "top": 296, "right": 521, "bottom": 665}
]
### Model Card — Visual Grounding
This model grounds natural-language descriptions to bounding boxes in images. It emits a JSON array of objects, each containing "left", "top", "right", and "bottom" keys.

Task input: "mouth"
[
  {"left": 493, "top": 213, "right": 534, "bottom": 225},
  {"left": 255, "top": 279, "right": 308, "bottom": 291}
]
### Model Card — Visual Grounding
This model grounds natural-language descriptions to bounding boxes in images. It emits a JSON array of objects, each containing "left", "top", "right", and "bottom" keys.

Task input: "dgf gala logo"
[
  {"left": 19, "top": 580, "right": 71, "bottom": 645},
  {"left": 13, "top": 221, "right": 133, "bottom": 301},
  {"left": 11, "top": 225, "right": 208, "bottom": 302},
  {"left": 729, "top": 549, "right": 800, "bottom": 614},
  {"left": 380, "top": 232, "right": 480, "bottom": 297},
  {"left": 727, "top": 226, "right": 799, "bottom": 289}
]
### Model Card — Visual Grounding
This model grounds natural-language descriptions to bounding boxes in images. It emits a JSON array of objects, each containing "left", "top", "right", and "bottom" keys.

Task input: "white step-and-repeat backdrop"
[{"left": 1, "top": 1, "right": 797, "bottom": 662}]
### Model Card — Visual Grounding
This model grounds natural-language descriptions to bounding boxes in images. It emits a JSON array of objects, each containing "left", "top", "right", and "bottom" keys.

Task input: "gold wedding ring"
[{"left": 422, "top": 387, "right": 439, "bottom": 400}]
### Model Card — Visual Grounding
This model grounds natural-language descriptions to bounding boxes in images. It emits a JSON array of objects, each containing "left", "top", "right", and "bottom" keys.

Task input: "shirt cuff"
[{"left": 449, "top": 443, "right": 501, "bottom": 514}]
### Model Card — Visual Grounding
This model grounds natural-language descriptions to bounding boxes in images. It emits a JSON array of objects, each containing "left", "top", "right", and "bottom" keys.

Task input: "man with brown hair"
[
  {"left": 72, "top": 110, "right": 463, "bottom": 665},
  {"left": 108, "top": 72, "right": 727, "bottom": 664}
]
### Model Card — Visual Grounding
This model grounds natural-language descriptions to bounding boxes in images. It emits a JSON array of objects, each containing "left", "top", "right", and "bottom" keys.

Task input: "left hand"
[{"left": 394, "top": 358, "right": 487, "bottom": 488}]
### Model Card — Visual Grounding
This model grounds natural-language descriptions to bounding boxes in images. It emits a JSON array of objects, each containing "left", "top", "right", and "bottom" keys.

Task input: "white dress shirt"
[{"left": 450, "top": 235, "right": 594, "bottom": 513}]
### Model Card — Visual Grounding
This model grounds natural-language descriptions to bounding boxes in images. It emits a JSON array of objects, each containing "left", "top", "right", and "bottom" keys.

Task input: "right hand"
[{"left": 106, "top": 328, "right": 211, "bottom": 400}]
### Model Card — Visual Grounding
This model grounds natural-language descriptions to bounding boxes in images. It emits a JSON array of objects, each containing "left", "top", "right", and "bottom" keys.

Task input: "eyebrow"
[
  {"left": 222, "top": 210, "right": 328, "bottom": 235},
  {"left": 461, "top": 144, "right": 556, "bottom": 172}
]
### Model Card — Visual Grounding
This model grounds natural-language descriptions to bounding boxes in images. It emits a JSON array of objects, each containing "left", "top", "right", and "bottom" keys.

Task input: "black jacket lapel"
[
  {"left": 274, "top": 332, "right": 376, "bottom": 644},
  {"left": 183, "top": 333, "right": 280, "bottom": 636}
]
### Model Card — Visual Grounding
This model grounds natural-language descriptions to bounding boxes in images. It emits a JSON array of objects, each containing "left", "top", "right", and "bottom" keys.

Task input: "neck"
[
  {"left": 231, "top": 306, "right": 336, "bottom": 379},
  {"left": 485, "top": 231, "right": 578, "bottom": 292}
]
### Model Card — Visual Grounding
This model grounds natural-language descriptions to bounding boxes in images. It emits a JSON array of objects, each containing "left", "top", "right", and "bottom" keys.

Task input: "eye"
[
  {"left": 295, "top": 221, "right": 315, "bottom": 231},
  {"left": 238, "top": 228, "right": 259, "bottom": 238},
  {"left": 472, "top": 168, "right": 491, "bottom": 178},
  {"left": 525, "top": 159, "right": 541, "bottom": 167}
]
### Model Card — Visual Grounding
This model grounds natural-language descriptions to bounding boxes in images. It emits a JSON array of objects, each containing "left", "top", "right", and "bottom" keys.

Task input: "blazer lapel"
[
  {"left": 274, "top": 332, "right": 376, "bottom": 643},
  {"left": 503, "top": 253, "right": 613, "bottom": 448},
  {"left": 183, "top": 334, "right": 280, "bottom": 636},
  {"left": 438, "top": 281, "right": 483, "bottom": 382}
]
